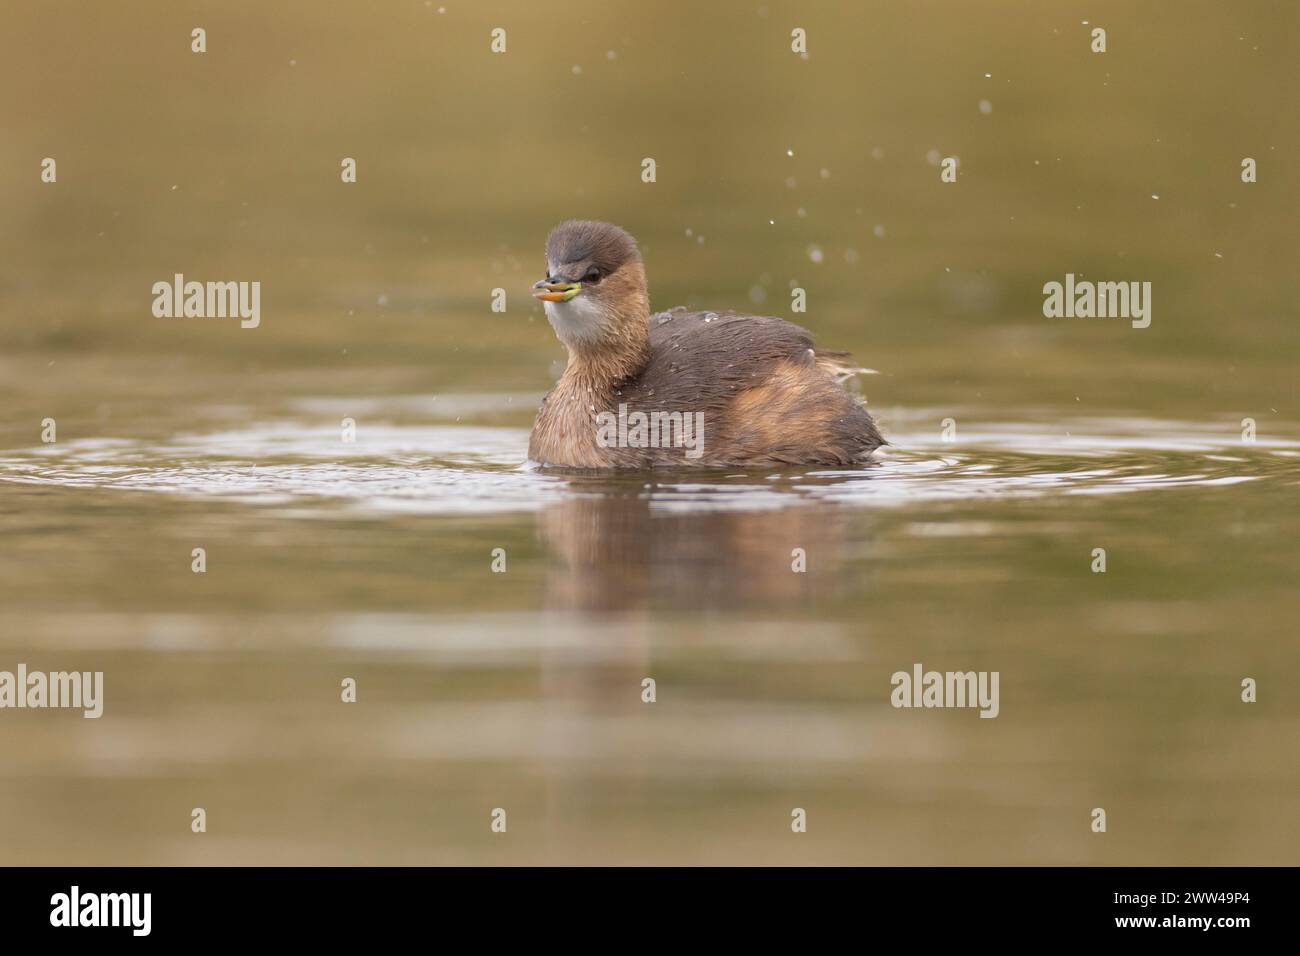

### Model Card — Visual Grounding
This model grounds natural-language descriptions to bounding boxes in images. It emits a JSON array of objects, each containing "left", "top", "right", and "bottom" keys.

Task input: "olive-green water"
[{"left": 0, "top": 1, "right": 1296, "bottom": 864}]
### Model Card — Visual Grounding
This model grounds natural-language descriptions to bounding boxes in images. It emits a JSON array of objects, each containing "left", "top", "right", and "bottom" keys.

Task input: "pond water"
[{"left": 2, "top": 398, "right": 1296, "bottom": 863}]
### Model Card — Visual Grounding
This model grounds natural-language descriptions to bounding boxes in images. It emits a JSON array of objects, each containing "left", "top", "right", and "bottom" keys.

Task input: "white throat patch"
[{"left": 544, "top": 295, "right": 607, "bottom": 347}]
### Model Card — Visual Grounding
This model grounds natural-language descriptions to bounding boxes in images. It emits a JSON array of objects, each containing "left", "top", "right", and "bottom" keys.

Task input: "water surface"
[{"left": 2, "top": 398, "right": 1297, "bottom": 864}]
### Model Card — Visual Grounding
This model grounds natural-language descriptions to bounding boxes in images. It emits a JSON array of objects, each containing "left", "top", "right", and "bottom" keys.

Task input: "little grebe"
[{"left": 529, "top": 220, "right": 883, "bottom": 468}]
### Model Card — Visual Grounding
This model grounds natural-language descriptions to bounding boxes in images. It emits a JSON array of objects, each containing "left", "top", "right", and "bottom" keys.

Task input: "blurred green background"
[{"left": 2, "top": 0, "right": 1296, "bottom": 441}]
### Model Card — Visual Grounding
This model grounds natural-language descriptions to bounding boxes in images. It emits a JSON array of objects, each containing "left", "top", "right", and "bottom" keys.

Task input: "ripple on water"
[{"left": 0, "top": 405, "right": 1295, "bottom": 517}]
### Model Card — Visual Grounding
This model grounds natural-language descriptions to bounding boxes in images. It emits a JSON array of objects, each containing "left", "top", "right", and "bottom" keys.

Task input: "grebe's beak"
[{"left": 532, "top": 278, "right": 581, "bottom": 302}]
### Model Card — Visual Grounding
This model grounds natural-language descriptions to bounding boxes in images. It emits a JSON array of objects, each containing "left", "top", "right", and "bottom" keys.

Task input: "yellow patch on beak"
[{"left": 532, "top": 281, "right": 582, "bottom": 303}]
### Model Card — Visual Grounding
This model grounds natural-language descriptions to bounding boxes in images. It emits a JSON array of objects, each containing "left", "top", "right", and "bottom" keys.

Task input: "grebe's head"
[{"left": 532, "top": 220, "right": 648, "bottom": 351}]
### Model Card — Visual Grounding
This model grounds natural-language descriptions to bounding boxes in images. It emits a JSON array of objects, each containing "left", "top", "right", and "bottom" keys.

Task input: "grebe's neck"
[
  {"left": 559, "top": 263, "right": 651, "bottom": 394},
  {"left": 561, "top": 334, "right": 649, "bottom": 395}
]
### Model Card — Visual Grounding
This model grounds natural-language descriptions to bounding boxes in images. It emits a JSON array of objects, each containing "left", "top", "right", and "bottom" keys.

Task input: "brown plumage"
[{"left": 529, "top": 220, "right": 884, "bottom": 468}]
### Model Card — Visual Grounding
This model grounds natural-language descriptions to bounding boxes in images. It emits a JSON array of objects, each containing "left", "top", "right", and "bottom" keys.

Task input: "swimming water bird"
[{"left": 529, "top": 220, "right": 884, "bottom": 468}]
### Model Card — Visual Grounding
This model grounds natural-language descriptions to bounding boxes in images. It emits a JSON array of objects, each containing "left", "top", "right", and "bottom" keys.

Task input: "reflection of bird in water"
[
  {"left": 530, "top": 220, "right": 884, "bottom": 468},
  {"left": 537, "top": 483, "right": 870, "bottom": 613},
  {"left": 532, "top": 486, "right": 875, "bottom": 849}
]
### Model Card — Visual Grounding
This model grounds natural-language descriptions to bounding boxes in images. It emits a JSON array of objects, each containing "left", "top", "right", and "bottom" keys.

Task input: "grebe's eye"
[{"left": 584, "top": 269, "right": 602, "bottom": 283}]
